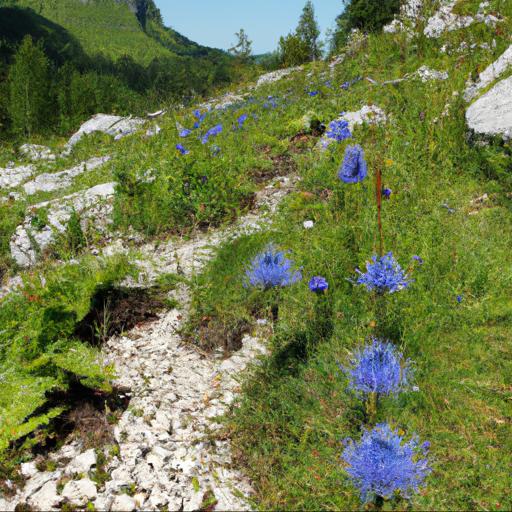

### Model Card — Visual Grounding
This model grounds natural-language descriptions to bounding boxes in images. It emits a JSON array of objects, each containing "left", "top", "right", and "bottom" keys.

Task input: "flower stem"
[{"left": 365, "top": 391, "right": 378, "bottom": 425}]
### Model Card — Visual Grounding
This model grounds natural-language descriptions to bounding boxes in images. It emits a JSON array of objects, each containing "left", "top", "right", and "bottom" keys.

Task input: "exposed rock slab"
[
  {"left": 424, "top": 1, "right": 500, "bottom": 38},
  {"left": 466, "top": 75, "right": 512, "bottom": 140},
  {"left": 256, "top": 66, "right": 302, "bottom": 87},
  {"left": 0, "top": 164, "right": 34, "bottom": 190},
  {"left": 10, "top": 182, "right": 116, "bottom": 268},
  {"left": 384, "top": 0, "right": 424, "bottom": 34},
  {"left": 19, "top": 144, "right": 56, "bottom": 161},
  {"left": 464, "top": 44, "right": 512, "bottom": 101},
  {"left": 66, "top": 114, "right": 145, "bottom": 148},
  {"left": 23, "top": 156, "right": 111, "bottom": 195}
]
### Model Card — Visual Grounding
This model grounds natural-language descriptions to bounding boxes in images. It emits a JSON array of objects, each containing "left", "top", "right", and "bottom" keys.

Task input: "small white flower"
[{"left": 303, "top": 220, "right": 314, "bottom": 229}]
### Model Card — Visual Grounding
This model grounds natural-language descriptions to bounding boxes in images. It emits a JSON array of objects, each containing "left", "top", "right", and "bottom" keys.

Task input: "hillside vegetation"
[
  {"left": 0, "top": 0, "right": 511, "bottom": 510},
  {"left": 0, "top": 0, "right": 235, "bottom": 138}
]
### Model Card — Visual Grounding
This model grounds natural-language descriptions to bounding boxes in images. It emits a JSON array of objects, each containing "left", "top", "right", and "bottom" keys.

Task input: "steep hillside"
[
  {"left": 0, "top": 0, "right": 511, "bottom": 510},
  {"left": 0, "top": 0, "right": 226, "bottom": 65}
]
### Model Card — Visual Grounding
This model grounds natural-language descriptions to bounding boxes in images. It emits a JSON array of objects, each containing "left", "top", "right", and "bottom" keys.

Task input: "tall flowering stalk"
[
  {"left": 245, "top": 244, "right": 302, "bottom": 322},
  {"left": 308, "top": 276, "right": 333, "bottom": 342},
  {"left": 342, "top": 339, "right": 412, "bottom": 424}
]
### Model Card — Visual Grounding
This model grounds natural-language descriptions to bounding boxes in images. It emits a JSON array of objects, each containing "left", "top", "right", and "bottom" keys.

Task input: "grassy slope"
[
  {"left": 0, "top": 0, "right": 173, "bottom": 65},
  {"left": 0, "top": 0, "right": 510, "bottom": 506},
  {"left": 180, "top": 2, "right": 512, "bottom": 510}
]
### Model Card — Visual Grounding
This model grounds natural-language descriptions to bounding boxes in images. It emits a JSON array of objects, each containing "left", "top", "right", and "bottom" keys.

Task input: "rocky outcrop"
[
  {"left": 2, "top": 172, "right": 299, "bottom": 512},
  {"left": 10, "top": 182, "right": 116, "bottom": 268},
  {"left": 23, "top": 156, "right": 111, "bottom": 196},
  {"left": 424, "top": 1, "right": 500, "bottom": 38},
  {"left": 464, "top": 44, "right": 512, "bottom": 101},
  {"left": 0, "top": 164, "right": 34, "bottom": 190},
  {"left": 384, "top": 0, "right": 424, "bottom": 34},
  {"left": 19, "top": 144, "right": 56, "bottom": 162},
  {"left": 66, "top": 114, "right": 145, "bottom": 149},
  {"left": 466, "top": 76, "right": 512, "bottom": 140},
  {"left": 256, "top": 66, "right": 302, "bottom": 87}
]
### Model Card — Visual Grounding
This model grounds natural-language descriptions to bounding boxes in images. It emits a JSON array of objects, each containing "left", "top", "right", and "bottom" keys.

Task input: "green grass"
[
  {"left": 182, "top": 5, "right": 512, "bottom": 510},
  {"left": 0, "top": 0, "right": 511, "bottom": 508},
  {"left": 1, "top": 0, "right": 173, "bottom": 66}
]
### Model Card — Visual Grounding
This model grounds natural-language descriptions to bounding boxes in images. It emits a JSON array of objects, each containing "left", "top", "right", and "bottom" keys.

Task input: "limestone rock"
[
  {"left": 19, "top": 144, "right": 56, "bottom": 161},
  {"left": 27, "top": 480, "right": 61, "bottom": 510},
  {"left": 256, "top": 66, "right": 302, "bottom": 87},
  {"left": 110, "top": 494, "right": 136, "bottom": 511},
  {"left": 414, "top": 65, "right": 449, "bottom": 82},
  {"left": 464, "top": 44, "right": 512, "bottom": 101},
  {"left": 61, "top": 478, "right": 98, "bottom": 506},
  {"left": 384, "top": 0, "right": 423, "bottom": 33},
  {"left": 10, "top": 182, "right": 116, "bottom": 268},
  {"left": 23, "top": 156, "right": 111, "bottom": 195},
  {"left": 65, "top": 449, "right": 97, "bottom": 475},
  {"left": 0, "top": 164, "right": 34, "bottom": 190},
  {"left": 425, "top": 0, "right": 500, "bottom": 38},
  {"left": 66, "top": 114, "right": 145, "bottom": 148},
  {"left": 466, "top": 76, "right": 512, "bottom": 140}
]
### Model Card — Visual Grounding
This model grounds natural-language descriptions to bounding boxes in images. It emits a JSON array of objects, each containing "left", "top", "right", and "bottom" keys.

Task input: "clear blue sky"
[{"left": 158, "top": 0, "right": 342, "bottom": 54}]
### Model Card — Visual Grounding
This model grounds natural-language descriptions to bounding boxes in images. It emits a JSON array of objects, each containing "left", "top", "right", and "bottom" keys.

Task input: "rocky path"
[{"left": 1, "top": 174, "right": 298, "bottom": 512}]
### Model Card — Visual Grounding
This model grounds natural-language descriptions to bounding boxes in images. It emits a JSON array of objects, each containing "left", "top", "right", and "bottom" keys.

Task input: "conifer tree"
[
  {"left": 229, "top": 28, "right": 253, "bottom": 63},
  {"left": 296, "top": 1, "right": 322, "bottom": 62},
  {"left": 8, "top": 35, "right": 51, "bottom": 136}
]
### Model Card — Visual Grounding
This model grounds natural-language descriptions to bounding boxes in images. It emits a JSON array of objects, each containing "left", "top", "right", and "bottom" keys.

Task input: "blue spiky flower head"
[
  {"left": 342, "top": 423, "right": 431, "bottom": 503},
  {"left": 326, "top": 118, "right": 352, "bottom": 142},
  {"left": 343, "top": 339, "right": 412, "bottom": 396},
  {"left": 245, "top": 244, "right": 302, "bottom": 290},
  {"left": 355, "top": 252, "right": 412, "bottom": 294},
  {"left": 339, "top": 144, "right": 367, "bottom": 184}
]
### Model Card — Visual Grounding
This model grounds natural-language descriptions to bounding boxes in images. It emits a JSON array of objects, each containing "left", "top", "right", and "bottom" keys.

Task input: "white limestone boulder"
[
  {"left": 23, "top": 156, "right": 111, "bottom": 196},
  {"left": 464, "top": 44, "right": 512, "bottom": 101},
  {"left": 10, "top": 182, "right": 116, "bottom": 268},
  {"left": 66, "top": 114, "right": 145, "bottom": 148},
  {"left": 19, "top": 144, "right": 56, "bottom": 161},
  {"left": 0, "top": 164, "right": 34, "bottom": 190},
  {"left": 256, "top": 66, "right": 302, "bottom": 87},
  {"left": 466, "top": 76, "right": 512, "bottom": 140}
]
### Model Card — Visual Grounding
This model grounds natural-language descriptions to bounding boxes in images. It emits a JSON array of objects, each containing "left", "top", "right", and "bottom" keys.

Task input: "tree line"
[{"left": 231, "top": 0, "right": 401, "bottom": 70}]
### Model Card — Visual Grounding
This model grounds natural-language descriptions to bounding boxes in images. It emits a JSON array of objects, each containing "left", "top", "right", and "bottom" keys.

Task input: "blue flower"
[
  {"left": 412, "top": 255, "right": 423, "bottom": 265},
  {"left": 179, "top": 128, "right": 192, "bottom": 138},
  {"left": 342, "top": 423, "right": 431, "bottom": 503},
  {"left": 339, "top": 145, "right": 367, "bottom": 184},
  {"left": 309, "top": 276, "right": 329, "bottom": 293},
  {"left": 237, "top": 113, "right": 248, "bottom": 128},
  {"left": 343, "top": 339, "right": 412, "bottom": 396},
  {"left": 194, "top": 109, "right": 207, "bottom": 122},
  {"left": 355, "top": 252, "right": 412, "bottom": 294},
  {"left": 245, "top": 245, "right": 302, "bottom": 290},
  {"left": 326, "top": 119, "right": 351, "bottom": 142},
  {"left": 176, "top": 144, "right": 189, "bottom": 155},
  {"left": 383, "top": 188, "right": 392, "bottom": 199},
  {"left": 201, "top": 124, "right": 223, "bottom": 144}
]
